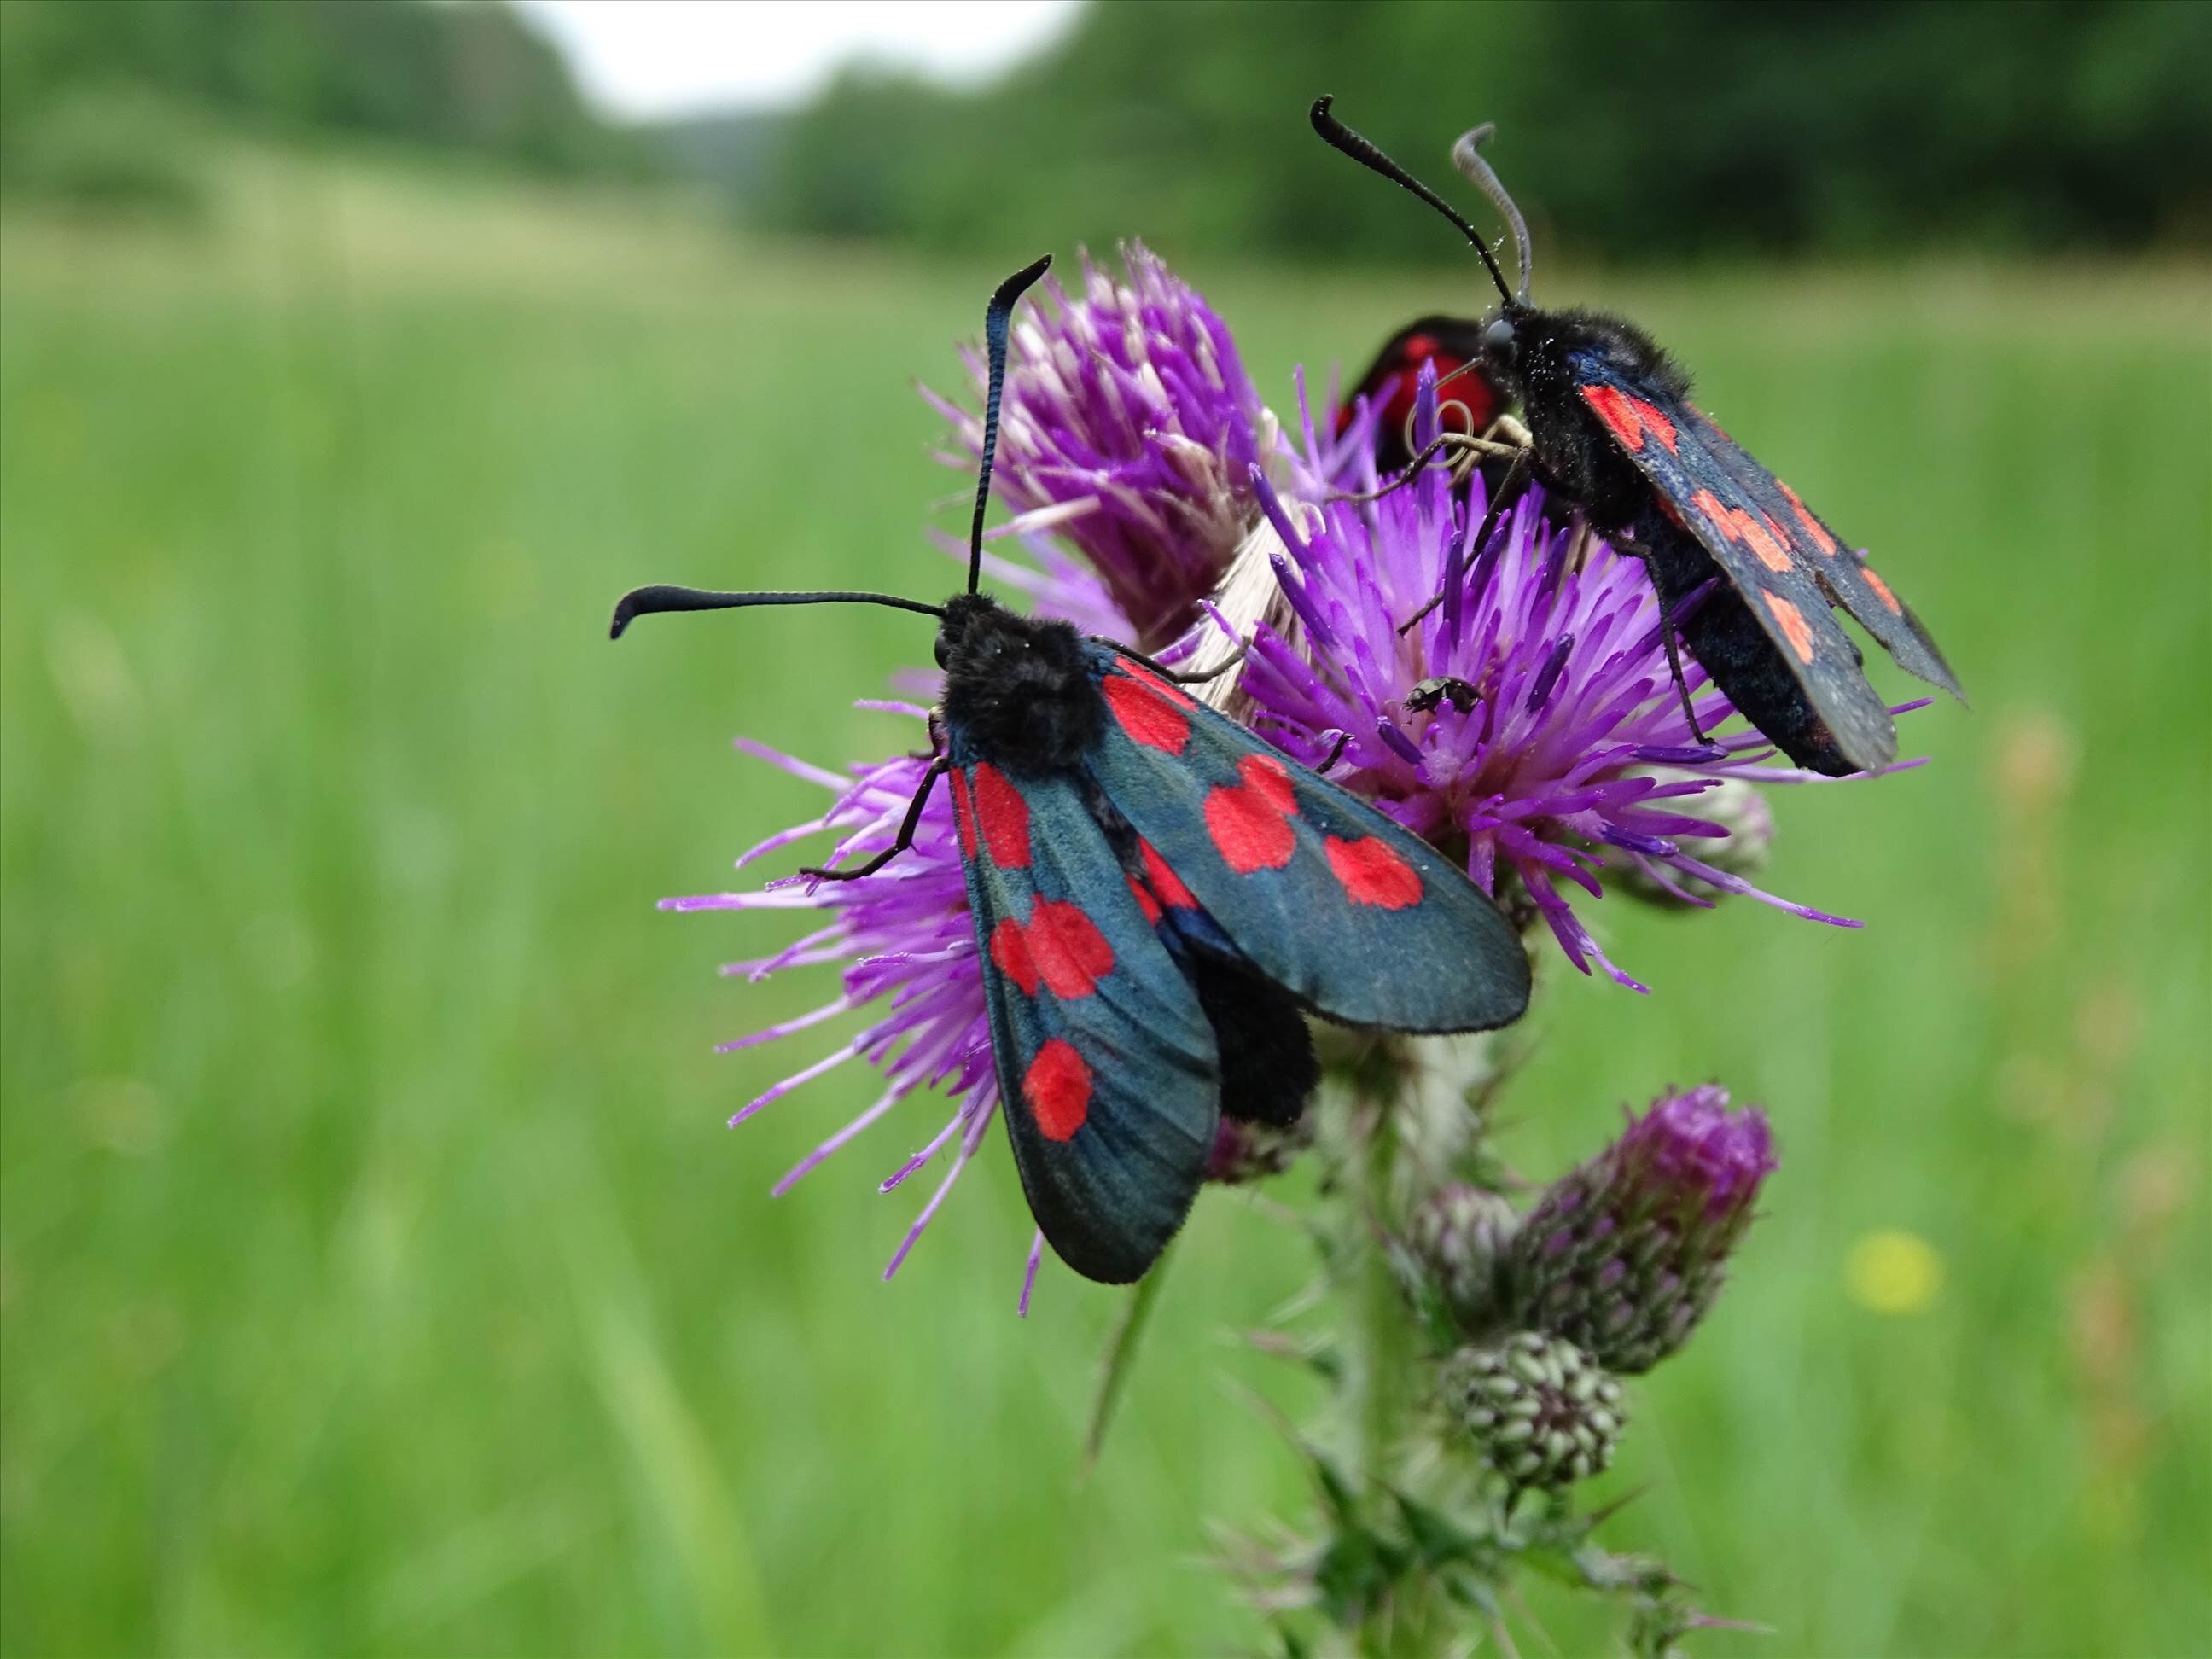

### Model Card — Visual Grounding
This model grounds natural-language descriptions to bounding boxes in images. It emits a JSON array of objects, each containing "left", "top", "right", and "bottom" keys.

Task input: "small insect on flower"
[
  {"left": 614, "top": 257, "right": 1532, "bottom": 1287},
  {"left": 1310, "top": 97, "right": 1965, "bottom": 777}
]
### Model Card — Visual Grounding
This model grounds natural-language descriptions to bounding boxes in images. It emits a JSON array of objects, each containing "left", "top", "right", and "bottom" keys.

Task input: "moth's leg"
[
  {"left": 1313, "top": 731, "right": 1353, "bottom": 775},
  {"left": 1328, "top": 430, "right": 1470, "bottom": 504},
  {"left": 801, "top": 754, "right": 950, "bottom": 881},
  {"left": 1483, "top": 413, "right": 1533, "bottom": 451},
  {"left": 1159, "top": 640, "right": 1249, "bottom": 684},
  {"left": 1396, "top": 445, "right": 1534, "bottom": 636},
  {"left": 1613, "top": 538, "right": 1714, "bottom": 749}
]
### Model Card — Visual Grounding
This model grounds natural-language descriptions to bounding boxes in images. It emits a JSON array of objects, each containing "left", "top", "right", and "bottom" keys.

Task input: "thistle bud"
[
  {"left": 1410, "top": 1184, "right": 1520, "bottom": 1333},
  {"left": 1441, "top": 1332, "right": 1627, "bottom": 1489},
  {"left": 1505, "top": 1086, "right": 1776, "bottom": 1373}
]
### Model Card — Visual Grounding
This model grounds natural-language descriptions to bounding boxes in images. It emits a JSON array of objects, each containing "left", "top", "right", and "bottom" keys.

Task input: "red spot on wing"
[
  {"left": 989, "top": 916, "right": 1039, "bottom": 995},
  {"left": 1139, "top": 839, "right": 1198, "bottom": 909},
  {"left": 1130, "top": 667, "right": 1195, "bottom": 707},
  {"left": 1743, "top": 516, "right": 1791, "bottom": 573},
  {"left": 949, "top": 769, "right": 978, "bottom": 859},
  {"left": 1341, "top": 335, "right": 1498, "bottom": 446},
  {"left": 989, "top": 901, "right": 1115, "bottom": 999},
  {"left": 1691, "top": 488, "right": 1793, "bottom": 575},
  {"left": 1243, "top": 754, "right": 1295, "bottom": 811},
  {"left": 1581, "top": 383, "right": 1644, "bottom": 451},
  {"left": 1626, "top": 395, "right": 1679, "bottom": 453},
  {"left": 1325, "top": 835, "right": 1423, "bottom": 909},
  {"left": 971, "top": 763, "right": 1031, "bottom": 868},
  {"left": 1103, "top": 672, "right": 1190, "bottom": 754},
  {"left": 1204, "top": 754, "right": 1299, "bottom": 874},
  {"left": 1127, "top": 875, "right": 1161, "bottom": 926},
  {"left": 1777, "top": 481, "right": 1838, "bottom": 556},
  {"left": 1026, "top": 901, "right": 1115, "bottom": 998},
  {"left": 1022, "top": 1039, "right": 1091, "bottom": 1142},
  {"left": 1859, "top": 562, "right": 1904, "bottom": 614},
  {"left": 1763, "top": 591, "right": 1818, "bottom": 664}
]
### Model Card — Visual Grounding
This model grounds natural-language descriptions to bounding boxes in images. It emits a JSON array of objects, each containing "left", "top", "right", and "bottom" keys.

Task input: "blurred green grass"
[{"left": 3, "top": 148, "right": 2207, "bottom": 1657}]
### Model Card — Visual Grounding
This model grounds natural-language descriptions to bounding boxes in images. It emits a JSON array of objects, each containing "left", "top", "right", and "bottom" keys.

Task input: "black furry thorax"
[
  {"left": 934, "top": 592, "right": 1105, "bottom": 776},
  {"left": 1479, "top": 301, "right": 1692, "bottom": 530}
]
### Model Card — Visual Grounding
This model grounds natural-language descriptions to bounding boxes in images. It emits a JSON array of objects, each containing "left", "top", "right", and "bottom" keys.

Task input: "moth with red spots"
[
  {"left": 610, "top": 257, "right": 1531, "bottom": 1285},
  {"left": 1336, "top": 315, "right": 1505, "bottom": 476},
  {"left": 1313, "top": 98, "right": 1964, "bottom": 776}
]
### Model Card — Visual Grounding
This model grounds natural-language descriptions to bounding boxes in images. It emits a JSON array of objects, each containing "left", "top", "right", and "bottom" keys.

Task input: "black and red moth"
[
  {"left": 1336, "top": 316, "right": 1501, "bottom": 475},
  {"left": 612, "top": 257, "right": 1531, "bottom": 1284},
  {"left": 1313, "top": 98, "right": 1964, "bottom": 777}
]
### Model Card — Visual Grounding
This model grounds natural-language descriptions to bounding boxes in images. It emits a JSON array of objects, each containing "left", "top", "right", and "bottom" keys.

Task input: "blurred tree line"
[
  {"left": 754, "top": 0, "right": 2212, "bottom": 263},
  {"left": 0, "top": 0, "right": 640, "bottom": 212}
]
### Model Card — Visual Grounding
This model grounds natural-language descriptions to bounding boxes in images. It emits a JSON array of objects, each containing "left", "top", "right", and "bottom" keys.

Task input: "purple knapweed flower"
[
  {"left": 1236, "top": 369, "right": 1890, "bottom": 992},
  {"left": 1503, "top": 1086, "right": 1778, "bottom": 1373},
  {"left": 923, "top": 242, "right": 1277, "bottom": 648}
]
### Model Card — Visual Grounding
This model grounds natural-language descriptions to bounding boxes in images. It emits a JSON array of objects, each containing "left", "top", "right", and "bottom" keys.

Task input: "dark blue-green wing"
[
  {"left": 1081, "top": 654, "right": 1531, "bottom": 1034},
  {"left": 1675, "top": 401, "right": 1962, "bottom": 701},
  {"left": 947, "top": 751, "right": 1217, "bottom": 1284},
  {"left": 1569, "top": 351, "right": 1901, "bottom": 772}
]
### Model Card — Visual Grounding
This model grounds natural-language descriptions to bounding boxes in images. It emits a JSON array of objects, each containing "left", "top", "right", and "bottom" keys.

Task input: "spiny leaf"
[
  {"left": 1388, "top": 1485, "right": 1487, "bottom": 1569},
  {"left": 1240, "top": 1326, "right": 1344, "bottom": 1383}
]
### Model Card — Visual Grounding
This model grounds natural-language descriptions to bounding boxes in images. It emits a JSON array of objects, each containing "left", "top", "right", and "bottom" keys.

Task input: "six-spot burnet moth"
[
  {"left": 1336, "top": 315, "right": 1505, "bottom": 476},
  {"left": 612, "top": 256, "right": 1533, "bottom": 1286},
  {"left": 1312, "top": 97, "right": 1965, "bottom": 777}
]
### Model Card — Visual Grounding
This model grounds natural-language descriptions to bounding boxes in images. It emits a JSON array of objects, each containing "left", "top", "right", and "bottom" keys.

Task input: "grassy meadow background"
[{"left": 3, "top": 142, "right": 2209, "bottom": 1657}]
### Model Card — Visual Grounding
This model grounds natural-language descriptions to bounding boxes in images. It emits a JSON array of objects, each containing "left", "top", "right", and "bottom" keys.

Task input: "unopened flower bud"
[
  {"left": 1411, "top": 1184, "right": 1520, "bottom": 1332},
  {"left": 1441, "top": 1332, "right": 1627, "bottom": 1488},
  {"left": 1505, "top": 1087, "right": 1776, "bottom": 1373}
]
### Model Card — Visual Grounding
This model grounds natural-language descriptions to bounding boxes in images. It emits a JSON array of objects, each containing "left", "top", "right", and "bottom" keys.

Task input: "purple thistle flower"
[
  {"left": 1503, "top": 1086, "right": 1778, "bottom": 1373},
  {"left": 663, "top": 255, "right": 1873, "bottom": 1298},
  {"left": 666, "top": 721, "right": 1021, "bottom": 1289},
  {"left": 922, "top": 242, "right": 1276, "bottom": 648},
  {"left": 1235, "top": 369, "right": 1883, "bottom": 992},
  {"left": 685, "top": 242, "right": 1292, "bottom": 1300}
]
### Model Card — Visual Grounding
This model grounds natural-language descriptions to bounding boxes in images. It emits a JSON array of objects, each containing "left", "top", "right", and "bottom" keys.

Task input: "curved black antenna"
[
  {"left": 608, "top": 259, "right": 1050, "bottom": 647},
  {"left": 1310, "top": 96, "right": 1513, "bottom": 308},
  {"left": 1451, "top": 125, "right": 1531, "bottom": 304},
  {"left": 608, "top": 585, "right": 944, "bottom": 639},
  {"left": 968, "top": 253, "right": 1054, "bottom": 594}
]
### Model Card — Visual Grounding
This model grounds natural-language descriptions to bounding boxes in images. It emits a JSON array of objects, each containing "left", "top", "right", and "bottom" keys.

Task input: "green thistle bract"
[{"left": 1442, "top": 1331, "right": 1627, "bottom": 1489}]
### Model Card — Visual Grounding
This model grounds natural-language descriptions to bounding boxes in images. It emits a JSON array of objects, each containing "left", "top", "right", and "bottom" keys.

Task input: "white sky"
[{"left": 516, "top": 0, "right": 1082, "bottom": 121}]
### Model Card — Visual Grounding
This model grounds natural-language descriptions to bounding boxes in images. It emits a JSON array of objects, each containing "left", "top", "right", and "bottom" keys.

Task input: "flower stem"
[
  {"left": 1354, "top": 1101, "right": 1408, "bottom": 1487},
  {"left": 1346, "top": 1064, "right": 1446, "bottom": 1657},
  {"left": 1082, "top": 1238, "right": 1175, "bottom": 1477}
]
